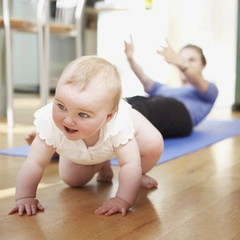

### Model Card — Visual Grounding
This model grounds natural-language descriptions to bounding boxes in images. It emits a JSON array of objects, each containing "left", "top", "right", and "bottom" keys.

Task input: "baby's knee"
[
  {"left": 150, "top": 131, "right": 164, "bottom": 157},
  {"left": 59, "top": 173, "right": 88, "bottom": 187},
  {"left": 140, "top": 136, "right": 163, "bottom": 173},
  {"left": 151, "top": 136, "right": 164, "bottom": 159},
  {"left": 140, "top": 129, "right": 163, "bottom": 157}
]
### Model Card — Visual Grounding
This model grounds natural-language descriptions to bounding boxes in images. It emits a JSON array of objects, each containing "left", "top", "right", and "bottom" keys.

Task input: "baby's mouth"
[{"left": 64, "top": 126, "right": 78, "bottom": 133}]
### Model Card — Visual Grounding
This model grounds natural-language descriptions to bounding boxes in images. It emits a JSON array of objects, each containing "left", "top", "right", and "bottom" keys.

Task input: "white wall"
[
  {"left": 97, "top": 7, "right": 169, "bottom": 97},
  {"left": 166, "top": 0, "right": 237, "bottom": 107}
]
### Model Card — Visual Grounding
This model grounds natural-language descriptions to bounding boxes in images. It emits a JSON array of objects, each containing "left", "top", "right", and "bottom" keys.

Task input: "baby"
[{"left": 9, "top": 56, "right": 164, "bottom": 216}]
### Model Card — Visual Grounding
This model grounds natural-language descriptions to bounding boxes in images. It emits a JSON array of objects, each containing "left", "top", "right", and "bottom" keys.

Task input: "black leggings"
[{"left": 126, "top": 95, "right": 192, "bottom": 138}]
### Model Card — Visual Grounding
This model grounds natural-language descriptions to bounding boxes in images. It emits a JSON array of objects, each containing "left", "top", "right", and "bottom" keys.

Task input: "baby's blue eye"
[
  {"left": 79, "top": 112, "right": 89, "bottom": 118},
  {"left": 58, "top": 104, "right": 66, "bottom": 110}
]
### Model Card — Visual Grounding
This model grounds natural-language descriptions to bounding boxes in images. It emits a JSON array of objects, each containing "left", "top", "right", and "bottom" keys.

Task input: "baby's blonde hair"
[{"left": 58, "top": 55, "right": 122, "bottom": 112}]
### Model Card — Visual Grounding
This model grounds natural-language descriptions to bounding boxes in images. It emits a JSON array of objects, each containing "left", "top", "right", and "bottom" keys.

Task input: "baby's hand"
[
  {"left": 9, "top": 198, "right": 44, "bottom": 216},
  {"left": 95, "top": 197, "right": 131, "bottom": 216}
]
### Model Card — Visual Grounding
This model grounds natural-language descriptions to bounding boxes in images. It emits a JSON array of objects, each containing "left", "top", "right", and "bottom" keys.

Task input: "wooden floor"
[{"left": 1, "top": 93, "right": 240, "bottom": 240}]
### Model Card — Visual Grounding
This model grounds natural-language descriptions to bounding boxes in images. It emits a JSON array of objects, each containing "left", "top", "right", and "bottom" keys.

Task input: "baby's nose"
[{"left": 64, "top": 115, "right": 75, "bottom": 125}]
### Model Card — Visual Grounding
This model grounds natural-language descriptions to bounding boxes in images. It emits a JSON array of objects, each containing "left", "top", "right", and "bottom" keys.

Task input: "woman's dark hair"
[{"left": 180, "top": 44, "right": 207, "bottom": 67}]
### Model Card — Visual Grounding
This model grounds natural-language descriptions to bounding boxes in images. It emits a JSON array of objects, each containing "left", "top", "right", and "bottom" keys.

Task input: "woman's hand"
[
  {"left": 156, "top": 40, "right": 182, "bottom": 67},
  {"left": 9, "top": 198, "right": 44, "bottom": 216},
  {"left": 124, "top": 35, "right": 134, "bottom": 60},
  {"left": 95, "top": 197, "right": 131, "bottom": 216}
]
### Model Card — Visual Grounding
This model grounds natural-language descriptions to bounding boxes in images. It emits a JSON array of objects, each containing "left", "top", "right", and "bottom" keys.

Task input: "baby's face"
[{"left": 52, "top": 83, "right": 114, "bottom": 145}]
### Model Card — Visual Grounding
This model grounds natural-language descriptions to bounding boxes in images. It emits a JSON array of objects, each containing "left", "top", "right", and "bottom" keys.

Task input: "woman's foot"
[
  {"left": 25, "top": 131, "right": 37, "bottom": 145},
  {"left": 97, "top": 161, "right": 114, "bottom": 183},
  {"left": 141, "top": 174, "right": 158, "bottom": 189},
  {"left": 25, "top": 131, "right": 59, "bottom": 159}
]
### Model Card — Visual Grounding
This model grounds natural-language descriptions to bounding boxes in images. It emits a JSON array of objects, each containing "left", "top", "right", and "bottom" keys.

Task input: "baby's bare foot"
[
  {"left": 25, "top": 131, "right": 37, "bottom": 145},
  {"left": 141, "top": 174, "right": 158, "bottom": 189},
  {"left": 97, "top": 161, "right": 113, "bottom": 183}
]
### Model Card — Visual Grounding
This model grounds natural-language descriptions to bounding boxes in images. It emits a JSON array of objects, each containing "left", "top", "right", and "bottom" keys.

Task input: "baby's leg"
[
  {"left": 130, "top": 109, "right": 164, "bottom": 188},
  {"left": 97, "top": 160, "right": 113, "bottom": 183},
  {"left": 59, "top": 157, "right": 112, "bottom": 187}
]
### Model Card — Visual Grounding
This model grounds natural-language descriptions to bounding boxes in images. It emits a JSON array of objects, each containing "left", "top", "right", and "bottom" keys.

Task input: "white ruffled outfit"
[{"left": 34, "top": 99, "right": 135, "bottom": 165}]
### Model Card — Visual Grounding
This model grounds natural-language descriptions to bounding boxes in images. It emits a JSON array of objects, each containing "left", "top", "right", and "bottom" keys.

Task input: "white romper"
[{"left": 34, "top": 99, "right": 135, "bottom": 165}]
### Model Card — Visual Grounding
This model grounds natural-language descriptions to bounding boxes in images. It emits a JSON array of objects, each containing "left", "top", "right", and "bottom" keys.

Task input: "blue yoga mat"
[
  {"left": 1, "top": 119, "right": 240, "bottom": 165},
  {"left": 112, "top": 119, "right": 240, "bottom": 165}
]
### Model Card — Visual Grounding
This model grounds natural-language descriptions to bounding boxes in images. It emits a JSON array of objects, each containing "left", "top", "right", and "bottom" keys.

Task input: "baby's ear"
[
  {"left": 106, "top": 112, "right": 115, "bottom": 122},
  {"left": 106, "top": 105, "right": 118, "bottom": 122}
]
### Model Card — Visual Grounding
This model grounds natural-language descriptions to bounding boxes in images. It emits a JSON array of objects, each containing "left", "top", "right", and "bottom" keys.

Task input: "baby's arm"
[
  {"left": 9, "top": 134, "right": 55, "bottom": 216},
  {"left": 95, "top": 138, "right": 142, "bottom": 216}
]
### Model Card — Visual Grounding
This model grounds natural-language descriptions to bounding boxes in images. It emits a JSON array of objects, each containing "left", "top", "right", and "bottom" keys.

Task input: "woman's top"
[{"left": 147, "top": 81, "right": 218, "bottom": 126}]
